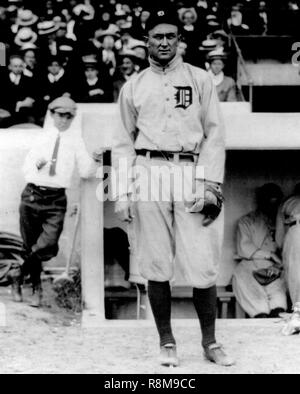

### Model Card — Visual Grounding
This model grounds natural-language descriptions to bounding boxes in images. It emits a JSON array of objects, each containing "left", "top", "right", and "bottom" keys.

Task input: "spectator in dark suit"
[
  {"left": 75, "top": 55, "right": 113, "bottom": 103},
  {"left": 113, "top": 50, "right": 139, "bottom": 102},
  {"left": 0, "top": 55, "right": 37, "bottom": 126},
  {"left": 39, "top": 55, "right": 72, "bottom": 118}
]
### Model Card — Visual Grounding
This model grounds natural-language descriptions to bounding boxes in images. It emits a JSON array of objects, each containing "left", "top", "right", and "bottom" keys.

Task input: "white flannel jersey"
[
  {"left": 23, "top": 126, "right": 98, "bottom": 189},
  {"left": 112, "top": 54, "right": 226, "bottom": 198}
]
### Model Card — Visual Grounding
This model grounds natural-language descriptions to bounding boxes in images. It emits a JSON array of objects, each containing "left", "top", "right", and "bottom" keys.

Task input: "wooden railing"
[{"left": 230, "top": 34, "right": 254, "bottom": 110}]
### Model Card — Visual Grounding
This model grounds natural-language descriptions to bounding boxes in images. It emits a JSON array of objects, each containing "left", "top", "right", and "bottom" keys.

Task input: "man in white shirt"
[{"left": 19, "top": 96, "right": 101, "bottom": 307}]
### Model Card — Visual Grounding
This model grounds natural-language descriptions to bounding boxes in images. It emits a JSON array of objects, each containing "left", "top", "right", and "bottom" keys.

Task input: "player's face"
[{"left": 148, "top": 24, "right": 179, "bottom": 65}]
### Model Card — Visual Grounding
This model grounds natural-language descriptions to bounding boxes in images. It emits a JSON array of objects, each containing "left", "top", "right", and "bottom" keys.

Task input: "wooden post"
[
  {"left": 80, "top": 111, "right": 108, "bottom": 327},
  {"left": 81, "top": 172, "right": 105, "bottom": 326}
]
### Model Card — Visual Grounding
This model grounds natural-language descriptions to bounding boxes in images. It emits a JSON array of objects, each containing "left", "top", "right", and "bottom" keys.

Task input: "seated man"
[
  {"left": 75, "top": 56, "right": 113, "bottom": 103},
  {"left": 232, "top": 183, "right": 287, "bottom": 318},
  {"left": 19, "top": 96, "right": 102, "bottom": 307}
]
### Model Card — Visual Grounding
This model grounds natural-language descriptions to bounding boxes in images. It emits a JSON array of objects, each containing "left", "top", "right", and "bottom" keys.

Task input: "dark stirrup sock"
[
  {"left": 148, "top": 280, "right": 176, "bottom": 347},
  {"left": 193, "top": 286, "right": 217, "bottom": 348}
]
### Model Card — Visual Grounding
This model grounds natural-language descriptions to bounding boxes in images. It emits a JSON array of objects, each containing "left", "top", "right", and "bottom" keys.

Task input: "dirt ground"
[{"left": 0, "top": 283, "right": 300, "bottom": 374}]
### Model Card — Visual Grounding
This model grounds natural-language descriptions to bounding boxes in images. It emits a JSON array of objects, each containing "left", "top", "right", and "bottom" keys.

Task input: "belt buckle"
[{"left": 173, "top": 153, "right": 179, "bottom": 163}]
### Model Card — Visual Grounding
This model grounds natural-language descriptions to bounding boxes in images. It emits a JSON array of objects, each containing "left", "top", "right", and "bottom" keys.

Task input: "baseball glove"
[
  {"left": 201, "top": 185, "right": 224, "bottom": 226},
  {"left": 185, "top": 183, "right": 224, "bottom": 226}
]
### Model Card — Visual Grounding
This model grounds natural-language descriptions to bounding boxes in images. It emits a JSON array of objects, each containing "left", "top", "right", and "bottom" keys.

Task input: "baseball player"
[
  {"left": 112, "top": 7, "right": 234, "bottom": 367},
  {"left": 19, "top": 96, "right": 101, "bottom": 307}
]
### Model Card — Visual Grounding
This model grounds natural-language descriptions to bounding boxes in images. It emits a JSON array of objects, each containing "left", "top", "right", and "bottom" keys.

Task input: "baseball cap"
[
  {"left": 48, "top": 97, "right": 77, "bottom": 116},
  {"left": 145, "top": 7, "right": 179, "bottom": 33}
]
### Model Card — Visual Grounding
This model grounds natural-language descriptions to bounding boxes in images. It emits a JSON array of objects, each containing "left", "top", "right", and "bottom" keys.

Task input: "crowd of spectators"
[{"left": 0, "top": 0, "right": 299, "bottom": 127}]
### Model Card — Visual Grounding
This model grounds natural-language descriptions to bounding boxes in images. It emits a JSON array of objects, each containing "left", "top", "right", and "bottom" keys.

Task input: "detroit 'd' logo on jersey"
[{"left": 174, "top": 86, "right": 193, "bottom": 110}]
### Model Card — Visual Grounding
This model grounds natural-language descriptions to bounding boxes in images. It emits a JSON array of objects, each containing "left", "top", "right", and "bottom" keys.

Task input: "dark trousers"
[{"left": 19, "top": 183, "right": 67, "bottom": 286}]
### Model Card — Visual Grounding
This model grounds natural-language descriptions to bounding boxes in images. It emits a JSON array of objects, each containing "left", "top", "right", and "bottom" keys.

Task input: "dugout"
[{"left": 1, "top": 102, "right": 300, "bottom": 322}]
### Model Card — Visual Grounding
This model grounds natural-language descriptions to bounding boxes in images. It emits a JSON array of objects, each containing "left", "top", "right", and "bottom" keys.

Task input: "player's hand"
[
  {"left": 36, "top": 158, "right": 48, "bottom": 170},
  {"left": 115, "top": 199, "right": 134, "bottom": 223},
  {"left": 92, "top": 149, "right": 103, "bottom": 163},
  {"left": 201, "top": 183, "right": 224, "bottom": 227},
  {"left": 269, "top": 252, "right": 282, "bottom": 266}
]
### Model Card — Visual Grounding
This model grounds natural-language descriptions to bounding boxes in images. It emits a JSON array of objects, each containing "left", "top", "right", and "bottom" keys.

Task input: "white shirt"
[
  {"left": 208, "top": 70, "right": 224, "bottom": 86},
  {"left": 87, "top": 77, "right": 98, "bottom": 86},
  {"left": 9, "top": 72, "right": 21, "bottom": 85},
  {"left": 48, "top": 69, "right": 65, "bottom": 83},
  {"left": 23, "top": 126, "right": 98, "bottom": 189},
  {"left": 112, "top": 55, "right": 225, "bottom": 198}
]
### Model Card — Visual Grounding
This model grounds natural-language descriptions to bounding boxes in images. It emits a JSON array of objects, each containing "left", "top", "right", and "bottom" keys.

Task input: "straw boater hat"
[
  {"left": 16, "top": 9, "right": 38, "bottom": 27},
  {"left": 178, "top": 7, "right": 198, "bottom": 23},
  {"left": 206, "top": 47, "right": 228, "bottom": 62},
  {"left": 118, "top": 49, "right": 139, "bottom": 62},
  {"left": 14, "top": 27, "right": 38, "bottom": 47},
  {"left": 37, "top": 20, "right": 59, "bottom": 36},
  {"left": 199, "top": 39, "right": 218, "bottom": 51},
  {"left": 211, "top": 29, "right": 229, "bottom": 40},
  {"left": 82, "top": 54, "right": 98, "bottom": 68}
]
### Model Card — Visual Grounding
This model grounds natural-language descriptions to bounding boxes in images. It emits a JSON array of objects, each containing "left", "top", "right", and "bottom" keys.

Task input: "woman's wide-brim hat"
[
  {"left": 16, "top": 9, "right": 39, "bottom": 27},
  {"left": 14, "top": 27, "right": 38, "bottom": 47},
  {"left": 95, "top": 27, "right": 120, "bottom": 41}
]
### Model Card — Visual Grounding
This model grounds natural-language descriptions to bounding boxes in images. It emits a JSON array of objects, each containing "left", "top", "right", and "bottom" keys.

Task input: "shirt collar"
[
  {"left": 208, "top": 69, "right": 224, "bottom": 86},
  {"left": 87, "top": 77, "right": 98, "bottom": 86},
  {"left": 9, "top": 72, "right": 21, "bottom": 85},
  {"left": 149, "top": 54, "right": 182, "bottom": 74}
]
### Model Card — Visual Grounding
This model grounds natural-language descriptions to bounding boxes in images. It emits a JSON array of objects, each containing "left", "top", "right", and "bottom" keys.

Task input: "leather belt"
[
  {"left": 27, "top": 183, "right": 65, "bottom": 193},
  {"left": 136, "top": 149, "right": 197, "bottom": 162},
  {"left": 289, "top": 220, "right": 300, "bottom": 228}
]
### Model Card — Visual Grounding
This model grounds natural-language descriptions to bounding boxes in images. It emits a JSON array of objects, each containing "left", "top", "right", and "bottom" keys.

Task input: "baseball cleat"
[
  {"left": 204, "top": 343, "right": 235, "bottom": 367},
  {"left": 159, "top": 344, "right": 179, "bottom": 367}
]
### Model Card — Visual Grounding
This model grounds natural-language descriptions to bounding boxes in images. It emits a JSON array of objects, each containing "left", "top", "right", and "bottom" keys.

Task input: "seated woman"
[
  {"left": 207, "top": 49, "right": 238, "bottom": 102},
  {"left": 232, "top": 184, "right": 287, "bottom": 318}
]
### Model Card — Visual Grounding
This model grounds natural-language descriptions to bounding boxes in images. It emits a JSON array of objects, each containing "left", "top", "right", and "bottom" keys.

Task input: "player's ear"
[{"left": 143, "top": 35, "right": 150, "bottom": 47}]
